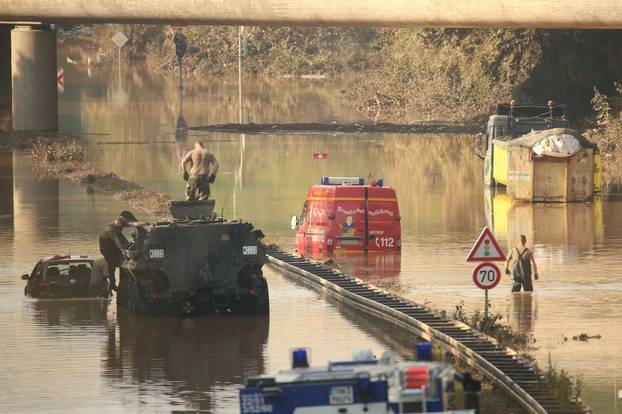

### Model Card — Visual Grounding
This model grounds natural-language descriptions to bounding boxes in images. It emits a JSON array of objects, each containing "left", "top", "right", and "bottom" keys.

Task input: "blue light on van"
[
  {"left": 416, "top": 342, "right": 433, "bottom": 361},
  {"left": 321, "top": 177, "right": 365, "bottom": 185},
  {"left": 292, "top": 348, "right": 310, "bottom": 368},
  {"left": 376, "top": 178, "right": 384, "bottom": 187}
]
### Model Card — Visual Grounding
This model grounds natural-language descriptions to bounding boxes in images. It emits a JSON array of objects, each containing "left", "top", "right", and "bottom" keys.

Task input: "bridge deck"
[{"left": 2, "top": 0, "right": 622, "bottom": 28}]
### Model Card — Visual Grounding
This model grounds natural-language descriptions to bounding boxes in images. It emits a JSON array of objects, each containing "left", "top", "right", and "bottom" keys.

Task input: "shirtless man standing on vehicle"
[{"left": 180, "top": 142, "right": 219, "bottom": 201}]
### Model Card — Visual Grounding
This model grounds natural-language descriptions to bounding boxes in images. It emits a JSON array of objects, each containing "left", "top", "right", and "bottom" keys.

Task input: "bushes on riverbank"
[
  {"left": 585, "top": 84, "right": 622, "bottom": 192},
  {"left": 97, "top": 25, "right": 383, "bottom": 77},
  {"left": 93, "top": 25, "right": 622, "bottom": 123}
]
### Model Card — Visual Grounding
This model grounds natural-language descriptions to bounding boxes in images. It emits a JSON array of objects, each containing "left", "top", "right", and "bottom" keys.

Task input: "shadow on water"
[{"left": 105, "top": 312, "right": 269, "bottom": 411}]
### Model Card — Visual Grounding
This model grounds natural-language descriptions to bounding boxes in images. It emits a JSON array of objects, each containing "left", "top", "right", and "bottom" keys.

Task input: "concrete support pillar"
[
  {"left": 11, "top": 25, "right": 57, "bottom": 131},
  {"left": 0, "top": 25, "right": 12, "bottom": 113}
]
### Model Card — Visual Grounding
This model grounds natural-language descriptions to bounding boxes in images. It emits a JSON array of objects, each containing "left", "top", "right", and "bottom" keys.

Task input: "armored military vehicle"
[{"left": 117, "top": 200, "right": 269, "bottom": 315}]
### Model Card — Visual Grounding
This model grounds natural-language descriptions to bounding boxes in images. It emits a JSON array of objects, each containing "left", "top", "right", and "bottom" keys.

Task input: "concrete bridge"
[
  {"left": 3, "top": 1, "right": 622, "bottom": 28},
  {"left": 2, "top": 0, "right": 622, "bottom": 131}
]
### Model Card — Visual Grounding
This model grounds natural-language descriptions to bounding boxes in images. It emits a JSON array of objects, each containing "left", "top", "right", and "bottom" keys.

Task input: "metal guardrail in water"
[{"left": 266, "top": 245, "right": 588, "bottom": 414}]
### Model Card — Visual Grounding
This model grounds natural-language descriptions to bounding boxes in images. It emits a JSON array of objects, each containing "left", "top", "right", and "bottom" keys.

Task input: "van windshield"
[{"left": 299, "top": 201, "right": 308, "bottom": 227}]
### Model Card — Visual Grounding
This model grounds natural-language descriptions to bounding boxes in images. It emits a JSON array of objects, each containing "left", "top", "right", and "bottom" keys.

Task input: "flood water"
[{"left": 1, "top": 58, "right": 621, "bottom": 413}]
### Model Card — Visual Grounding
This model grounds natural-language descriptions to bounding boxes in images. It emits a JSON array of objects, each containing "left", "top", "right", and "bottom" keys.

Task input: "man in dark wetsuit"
[
  {"left": 99, "top": 216, "right": 128, "bottom": 292},
  {"left": 180, "top": 142, "right": 219, "bottom": 201},
  {"left": 504, "top": 234, "right": 540, "bottom": 292}
]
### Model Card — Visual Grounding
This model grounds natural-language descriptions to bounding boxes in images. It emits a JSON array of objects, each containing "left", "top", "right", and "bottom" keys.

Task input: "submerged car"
[
  {"left": 117, "top": 200, "right": 269, "bottom": 315},
  {"left": 22, "top": 255, "right": 109, "bottom": 298}
]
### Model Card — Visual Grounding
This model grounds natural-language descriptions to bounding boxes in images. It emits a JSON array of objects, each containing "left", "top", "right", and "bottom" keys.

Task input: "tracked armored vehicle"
[{"left": 117, "top": 200, "right": 269, "bottom": 315}]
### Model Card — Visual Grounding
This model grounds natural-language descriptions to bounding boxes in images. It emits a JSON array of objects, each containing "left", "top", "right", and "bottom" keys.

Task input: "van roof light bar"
[{"left": 321, "top": 176, "right": 365, "bottom": 185}]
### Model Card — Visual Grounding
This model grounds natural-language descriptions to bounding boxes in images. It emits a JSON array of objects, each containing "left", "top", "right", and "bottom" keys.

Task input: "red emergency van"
[{"left": 292, "top": 177, "right": 401, "bottom": 254}]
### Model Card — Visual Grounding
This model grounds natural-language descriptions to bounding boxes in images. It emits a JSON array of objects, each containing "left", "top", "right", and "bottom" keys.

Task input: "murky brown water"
[{"left": 1, "top": 60, "right": 621, "bottom": 413}]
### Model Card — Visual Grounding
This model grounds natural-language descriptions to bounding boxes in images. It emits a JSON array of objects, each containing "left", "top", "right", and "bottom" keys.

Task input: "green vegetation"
[
  {"left": 441, "top": 302, "right": 586, "bottom": 411},
  {"left": 96, "top": 25, "right": 622, "bottom": 123},
  {"left": 585, "top": 83, "right": 622, "bottom": 192},
  {"left": 538, "top": 354, "right": 584, "bottom": 410},
  {"left": 439, "top": 301, "right": 534, "bottom": 350},
  {"left": 99, "top": 25, "right": 383, "bottom": 77}
]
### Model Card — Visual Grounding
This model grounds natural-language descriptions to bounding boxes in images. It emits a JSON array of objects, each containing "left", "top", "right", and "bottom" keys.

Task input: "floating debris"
[{"left": 572, "top": 333, "right": 602, "bottom": 342}]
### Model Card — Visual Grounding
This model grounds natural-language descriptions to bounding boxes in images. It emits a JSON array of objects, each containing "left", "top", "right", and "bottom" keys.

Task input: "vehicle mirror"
[
  {"left": 290, "top": 215, "right": 299, "bottom": 230},
  {"left": 21, "top": 274, "right": 29, "bottom": 280}
]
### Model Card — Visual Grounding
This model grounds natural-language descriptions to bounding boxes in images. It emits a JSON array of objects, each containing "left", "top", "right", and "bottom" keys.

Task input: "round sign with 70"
[{"left": 472, "top": 262, "right": 501, "bottom": 290}]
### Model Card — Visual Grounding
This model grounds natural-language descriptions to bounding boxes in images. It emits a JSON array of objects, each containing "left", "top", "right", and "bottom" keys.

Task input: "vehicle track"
[{"left": 266, "top": 245, "right": 588, "bottom": 414}]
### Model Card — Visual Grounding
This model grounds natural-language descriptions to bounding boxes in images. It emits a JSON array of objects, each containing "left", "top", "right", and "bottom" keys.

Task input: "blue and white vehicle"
[{"left": 240, "top": 347, "right": 476, "bottom": 414}]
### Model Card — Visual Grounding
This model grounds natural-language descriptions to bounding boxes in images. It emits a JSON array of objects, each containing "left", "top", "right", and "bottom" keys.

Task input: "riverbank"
[{"left": 1, "top": 131, "right": 172, "bottom": 218}]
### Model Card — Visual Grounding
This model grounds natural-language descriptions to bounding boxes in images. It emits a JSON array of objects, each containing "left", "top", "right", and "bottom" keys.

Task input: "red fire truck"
[{"left": 291, "top": 177, "right": 401, "bottom": 254}]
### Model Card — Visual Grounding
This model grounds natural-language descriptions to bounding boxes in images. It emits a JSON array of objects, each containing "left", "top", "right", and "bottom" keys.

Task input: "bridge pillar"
[
  {"left": 0, "top": 25, "right": 12, "bottom": 129},
  {"left": 0, "top": 26, "right": 11, "bottom": 111},
  {"left": 11, "top": 25, "right": 57, "bottom": 131}
]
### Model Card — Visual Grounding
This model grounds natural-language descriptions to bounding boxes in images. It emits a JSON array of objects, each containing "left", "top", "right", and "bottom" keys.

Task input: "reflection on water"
[
  {"left": 57, "top": 64, "right": 621, "bottom": 413},
  {"left": 488, "top": 191, "right": 605, "bottom": 250},
  {"left": 508, "top": 292, "right": 537, "bottom": 334},
  {"left": 0, "top": 149, "right": 13, "bottom": 217},
  {"left": 0, "top": 62, "right": 620, "bottom": 412},
  {"left": 0, "top": 155, "right": 406, "bottom": 413},
  {"left": 30, "top": 299, "right": 110, "bottom": 327},
  {"left": 14, "top": 156, "right": 60, "bottom": 234},
  {"left": 107, "top": 314, "right": 269, "bottom": 412}
]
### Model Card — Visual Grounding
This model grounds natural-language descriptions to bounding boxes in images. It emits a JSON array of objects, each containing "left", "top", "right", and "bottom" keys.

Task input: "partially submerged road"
[{"left": 266, "top": 246, "right": 588, "bottom": 414}]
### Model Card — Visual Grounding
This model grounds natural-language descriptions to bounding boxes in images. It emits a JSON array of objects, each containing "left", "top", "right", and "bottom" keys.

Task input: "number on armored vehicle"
[{"left": 243, "top": 245, "right": 258, "bottom": 255}]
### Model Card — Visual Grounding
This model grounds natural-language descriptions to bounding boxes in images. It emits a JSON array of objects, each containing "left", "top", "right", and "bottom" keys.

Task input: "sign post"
[
  {"left": 56, "top": 67, "right": 64, "bottom": 93},
  {"left": 111, "top": 31, "right": 128, "bottom": 90},
  {"left": 467, "top": 227, "right": 506, "bottom": 318}
]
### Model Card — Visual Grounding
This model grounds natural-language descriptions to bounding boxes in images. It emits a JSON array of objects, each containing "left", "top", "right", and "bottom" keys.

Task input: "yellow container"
[
  {"left": 491, "top": 193, "right": 512, "bottom": 240},
  {"left": 493, "top": 143, "right": 508, "bottom": 186},
  {"left": 594, "top": 151, "right": 603, "bottom": 193},
  {"left": 493, "top": 129, "right": 597, "bottom": 202}
]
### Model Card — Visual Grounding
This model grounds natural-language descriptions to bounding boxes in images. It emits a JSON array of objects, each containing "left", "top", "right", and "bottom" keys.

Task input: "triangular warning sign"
[{"left": 466, "top": 227, "right": 506, "bottom": 262}]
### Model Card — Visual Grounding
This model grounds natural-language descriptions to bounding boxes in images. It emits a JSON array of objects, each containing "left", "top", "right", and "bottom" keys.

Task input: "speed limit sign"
[{"left": 472, "top": 262, "right": 501, "bottom": 290}]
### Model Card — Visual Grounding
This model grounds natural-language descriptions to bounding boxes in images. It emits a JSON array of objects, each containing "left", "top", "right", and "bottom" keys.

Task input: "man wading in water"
[
  {"left": 504, "top": 234, "right": 540, "bottom": 292},
  {"left": 181, "top": 142, "right": 219, "bottom": 201}
]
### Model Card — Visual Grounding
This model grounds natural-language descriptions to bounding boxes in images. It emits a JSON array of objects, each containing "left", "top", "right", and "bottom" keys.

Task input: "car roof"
[{"left": 308, "top": 185, "right": 397, "bottom": 198}]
